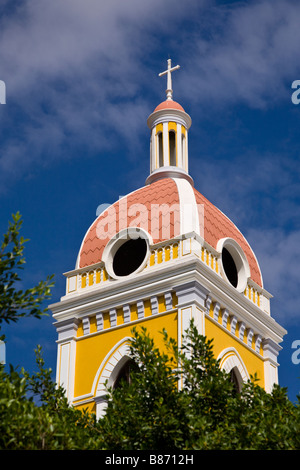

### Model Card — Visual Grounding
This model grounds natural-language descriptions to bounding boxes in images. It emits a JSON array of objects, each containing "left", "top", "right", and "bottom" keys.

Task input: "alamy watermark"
[
  {"left": 0, "top": 80, "right": 6, "bottom": 104},
  {"left": 291, "top": 340, "right": 300, "bottom": 365},
  {"left": 291, "top": 80, "right": 300, "bottom": 105},
  {"left": 95, "top": 196, "right": 204, "bottom": 242}
]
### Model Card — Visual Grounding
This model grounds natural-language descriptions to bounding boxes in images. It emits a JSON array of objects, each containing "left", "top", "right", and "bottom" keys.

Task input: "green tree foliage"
[
  {"left": 0, "top": 213, "right": 300, "bottom": 450},
  {"left": 100, "top": 325, "right": 300, "bottom": 450},
  {"left": 0, "top": 212, "right": 54, "bottom": 337},
  {"left": 0, "top": 347, "right": 98, "bottom": 449},
  {"left": 0, "top": 213, "right": 98, "bottom": 450}
]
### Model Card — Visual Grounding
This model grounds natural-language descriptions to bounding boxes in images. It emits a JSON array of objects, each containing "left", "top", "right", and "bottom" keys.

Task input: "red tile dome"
[
  {"left": 154, "top": 100, "right": 185, "bottom": 112},
  {"left": 77, "top": 178, "right": 262, "bottom": 287},
  {"left": 192, "top": 187, "right": 262, "bottom": 287},
  {"left": 78, "top": 178, "right": 180, "bottom": 268}
]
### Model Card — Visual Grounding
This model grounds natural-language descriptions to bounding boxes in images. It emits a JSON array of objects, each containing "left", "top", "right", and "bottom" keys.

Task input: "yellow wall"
[
  {"left": 73, "top": 311, "right": 178, "bottom": 404},
  {"left": 73, "top": 304, "right": 266, "bottom": 413},
  {"left": 205, "top": 316, "right": 265, "bottom": 388}
]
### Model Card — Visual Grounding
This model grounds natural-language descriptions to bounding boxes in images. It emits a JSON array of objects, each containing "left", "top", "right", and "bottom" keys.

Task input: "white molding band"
[{"left": 172, "top": 178, "right": 202, "bottom": 238}]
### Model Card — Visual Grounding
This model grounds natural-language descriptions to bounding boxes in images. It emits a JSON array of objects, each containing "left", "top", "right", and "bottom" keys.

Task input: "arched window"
[
  {"left": 230, "top": 367, "right": 242, "bottom": 394},
  {"left": 158, "top": 132, "right": 163, "bottom": 167},
  {"left": 169, "top": 130, "right": 176, "bottom": 166},
  {"left": 94, "top": 339, "right": 132, "bottom": 419},
  {"left": 113, "top": 359, "right": 137, "bottom": 390},
  {"left": 218, "top": 347, "right": 250, "bottom": 394}
]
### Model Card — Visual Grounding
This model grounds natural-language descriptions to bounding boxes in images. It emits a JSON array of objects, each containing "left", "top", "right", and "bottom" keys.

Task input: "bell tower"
[
  {"left": 147, "top": 59, "right": 192, "bottom": 185},
  {"left": 50, "top": 60, "right": 286, "bottom": 419}
]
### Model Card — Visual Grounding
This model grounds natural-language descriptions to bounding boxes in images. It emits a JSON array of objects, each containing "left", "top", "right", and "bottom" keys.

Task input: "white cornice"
[
  {"left": 50, "top": 253, "right": 286, "bottom": 344},
  {"left": 147, "top": 108, "right": 192, "bottom": 130},
  {"left": 145, "top": 167, "right": 194, "bottom": 186}
]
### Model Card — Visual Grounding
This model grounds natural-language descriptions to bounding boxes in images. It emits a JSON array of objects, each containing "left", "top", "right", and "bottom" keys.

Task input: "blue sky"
[{"left": 1, "top": 0, "right": 300, "bottom": 402}]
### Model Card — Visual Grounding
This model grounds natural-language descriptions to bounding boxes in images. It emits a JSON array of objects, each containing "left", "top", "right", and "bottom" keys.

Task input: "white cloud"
[
  {"left": 191, "top": 146, "right": 300, "bottom": 325},
  {"left": 0, "top": 0, "right": 203, "bottom": 95},
  {"left": 0, "top": 0, "right": 205, "bottom": 190},
  {"left": 0, "top": 0, "right": 299, "bottom": 192},
  {"left": 192, "top": 148, "right": 300, "bottom": 232},
  {"left": 179, "top": 0, "right": 300, "bottom": 109}
]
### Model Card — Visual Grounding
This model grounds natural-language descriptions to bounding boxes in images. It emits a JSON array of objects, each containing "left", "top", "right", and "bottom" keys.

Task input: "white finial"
[{"left": 158, "top": 58, "right": 180, "bottom": 101}]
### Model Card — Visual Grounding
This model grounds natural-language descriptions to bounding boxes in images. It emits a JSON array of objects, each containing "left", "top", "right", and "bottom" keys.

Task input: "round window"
[
  {"left": 102, "top": 228, "right": 151, "bottom": 280},
  {"left": 222, "top": 247, "right": 238, "bottom": 288},
  {"left": 217, "top": 238, "right": 250, "bottom": 293},
  {"left": 113, "top": 238, "right": 148, "bottom": 277}
]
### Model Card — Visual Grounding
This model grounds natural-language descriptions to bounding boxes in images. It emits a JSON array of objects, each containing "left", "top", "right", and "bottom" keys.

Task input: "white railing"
[{"left": 64, "top": 233, "right": 269, "bottom": 313}]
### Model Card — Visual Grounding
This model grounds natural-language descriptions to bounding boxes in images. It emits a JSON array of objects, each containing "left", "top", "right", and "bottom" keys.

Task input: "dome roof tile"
[
  {"left": 154, "top": 100, "right": 185, "bottom": 112},
  {"left": 77, "top": 178, "right": 262, "bottom": 287}
]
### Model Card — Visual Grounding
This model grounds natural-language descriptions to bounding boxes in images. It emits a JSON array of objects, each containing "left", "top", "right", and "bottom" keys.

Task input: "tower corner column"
[
  {"left": 262, "top": 338, "right": 282, "bottom": 393},
  {"left": 54, "top": 317, "right": 79, "bottom": 403},
  {"left": 174, "top": 280, "right": 210, "bottom": 344}
]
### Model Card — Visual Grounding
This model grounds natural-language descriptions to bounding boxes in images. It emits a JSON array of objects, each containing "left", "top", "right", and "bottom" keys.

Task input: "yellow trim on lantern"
[{"left": 168, "top": 121, "right": 177, "bottom": 132}]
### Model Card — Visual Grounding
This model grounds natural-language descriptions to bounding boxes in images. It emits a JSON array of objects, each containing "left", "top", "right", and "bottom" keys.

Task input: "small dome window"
[
  {"left": 102, "top": 228, "right": 151, "bottom": 280},
  {"left": 217, "top": 238, "right": 250, "bottom": 293},
  {"left": 113, "top": 238, "right": 147, "bottom": 277},
  {"left": 222, "top": 247, "right": 238, "bottom": 288}
]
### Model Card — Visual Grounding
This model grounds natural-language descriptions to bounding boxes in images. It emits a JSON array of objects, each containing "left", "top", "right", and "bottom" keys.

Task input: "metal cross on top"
[{"left": 159, "top": 58, "right": 180, "bottom": 101}]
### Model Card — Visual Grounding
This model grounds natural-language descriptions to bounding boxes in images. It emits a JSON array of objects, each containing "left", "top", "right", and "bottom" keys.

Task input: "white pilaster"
[
  {"left": 176, "top": 123, "right": 182, "bottom": 167},
  {"left": 184, "top": 131, "right": 189, "bottom": 172},
  {"left": 55, "top": 318, "right": 79, "bottom": 403},
  {"left": 150, "top": 129, "right": 155, "bottom": 172},
  {"left": 163, "top": 122, "right": 169, "bottom": 166},
  {"left": 175, "top": 280, "right": 210, "bottom": 344},
  {"left": 263, "top": 338, "right": 281, "bottom": 392}
]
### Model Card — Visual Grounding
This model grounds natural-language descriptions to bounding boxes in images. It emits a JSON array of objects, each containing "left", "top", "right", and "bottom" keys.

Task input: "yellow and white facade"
[{"left": 50, "top": 60, "right": 286, "bottom": 418}]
